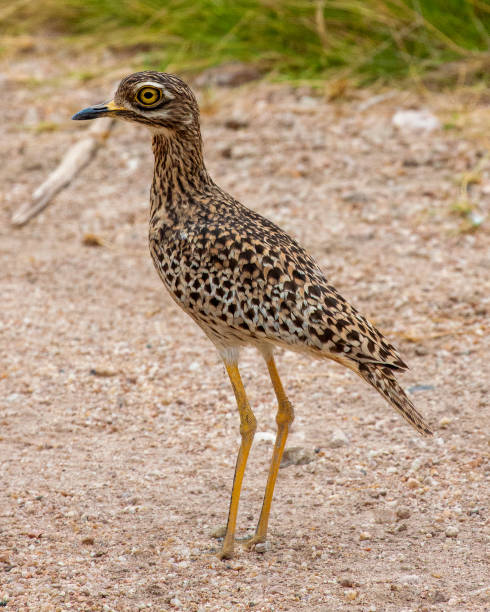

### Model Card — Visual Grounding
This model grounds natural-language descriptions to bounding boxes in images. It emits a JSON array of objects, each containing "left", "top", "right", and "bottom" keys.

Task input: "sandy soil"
[{"left": 1, "top": 47, "right": 489, "bottom": 611}]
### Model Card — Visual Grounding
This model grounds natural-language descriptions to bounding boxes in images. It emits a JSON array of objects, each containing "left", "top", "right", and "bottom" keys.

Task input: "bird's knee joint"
[
  {"left": 240, "top": 414, "right": 257, "bottom": 438},
  {"left": 276, "top": 400, "right": 294, "bottom": 426}
]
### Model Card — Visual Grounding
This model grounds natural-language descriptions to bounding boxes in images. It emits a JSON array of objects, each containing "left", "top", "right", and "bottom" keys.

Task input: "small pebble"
[
  {"left": 209, "top": 526, "right": 227, "bottom": 539},
  {"left": 392, "top": 109, "right": 441, "bottom": 133},
  {"left": 255, "top": 431, "right": 276, "bottom": 444},
  {"left": 81, "top": 536, "right": 95, "bottom": 545},
  {"left": 89, "top": 366, "right": 117, "bottom": 377},
  {"left": 407, "top": 384, "right": 435, "bottom": 393},
  {"left": 410, "top": 458, "right": 423, "bottom": 471},
  {"left": 375, "top": 509, "right": 395, "bottom": 524},
  {"left": 280, "top": 446, "right": 315, "bottom": 467},
  {"left": 224, "top": 117, "right": 249, "bottom": 130},
  {"left": 359, "top": 531, "right": 372, "bottom": 541},
  {"left": 396, "top": 506, "right": 411, "bottom": 520},
  {"left": 328, "top": 428, "right": 349, "bottom": 448},
  {"left": 342, "top": 191, "right": 369, "bottom": 204},
  {"left": 400, "top": 574, "right": 421, "bottom": 585},
  {"left": 255, "top": 541, "right": 271, "bottom": 553},
  {"left": 345, "top": 589, "right": 358, "bottom": 601},
  {"left": 227, "top": 560, "right": 243, "bottom": 570},
  {"left": 82, "top": 233, "right": 104, "bottom": 247},
  {"left": 406, "top": 478, "right": 419, "bottom": 489},
  {"left": 439, "top": 416, "right": 453, "bottom": 428},
  {"left": 445, "top": 525, "right": 459, "bottom": 538},
  {"left": 339, "top": 577, "right": 355, "bottom": 587},
  {"left": 229, "top": 144, "right": 256, "bottom": 159},
  {"left": 432, "top": 590, "right": 450, "bottom": 603}
]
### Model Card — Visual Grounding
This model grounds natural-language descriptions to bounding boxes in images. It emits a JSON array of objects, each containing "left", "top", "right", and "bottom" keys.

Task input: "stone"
[
  {"left": 209, "top": 526, "right": 226, "bottom": 539},
  {"left": 255, "top": 431, "right": 276, "bottom": 444},
  {"left": 89, "top": 366, "right": 117, "bottom": 377},
  {"left": 406, "top": 478, "right": 419, "bottom": 489},
  {"left": 409, "top": 458, "right": 423, "bottom": 472},
  {"left": 342, "top": 191, "right": 369, "bottom": 204},
  {"left": 432, "top": 590, "right": 450, "bottom": 603},
  {"left": 280, "top": 446, "right": 315, "bottom": 467},
  {"left": 345, "top": 589, "right": 358, "bottom": 601},
  {"left": 255, "top": 541, "right": 271, "bottom": 553},
  {"left": 224, "top": 117, "right": 249, "bottom": 130},
  {"left": 375, "top": 509, "right": 395, "bottom": 524},
  {"left": 445, "top": 525, "right": 459, "bottom": 538},
  {"left": 396, "top": 506, "right": 411, "bottom": 520},
  {"left": 439, "top": 416, "right": 453, "bottom": 428},
  {"left": 392, "top": 109, "right": 441, "bottom": 133},
  {"left": 328, "top": 428, "right": 349, "bottom": 448}
]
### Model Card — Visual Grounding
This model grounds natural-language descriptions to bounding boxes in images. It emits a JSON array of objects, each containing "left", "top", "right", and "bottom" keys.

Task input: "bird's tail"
[{"left": 356, "top": 362, "right": 433, "bottom": 436}]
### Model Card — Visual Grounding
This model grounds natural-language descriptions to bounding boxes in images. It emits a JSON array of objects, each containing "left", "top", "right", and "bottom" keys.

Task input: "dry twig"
[{"left": 11, "top": 118, "right": 115, "bottom": 227}]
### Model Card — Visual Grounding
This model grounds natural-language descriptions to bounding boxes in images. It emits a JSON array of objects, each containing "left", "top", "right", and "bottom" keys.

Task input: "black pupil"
[{"left": 144, "top": 91, "right": 154, "bottom": 99}]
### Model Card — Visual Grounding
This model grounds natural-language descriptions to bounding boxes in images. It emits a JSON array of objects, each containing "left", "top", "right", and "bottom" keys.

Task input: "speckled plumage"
[
  {"left": 73, "top": 72, "right": 432, "bottom": 557},
  {"left": 149, "top": 162, "right": 432, "bottom": 434}
]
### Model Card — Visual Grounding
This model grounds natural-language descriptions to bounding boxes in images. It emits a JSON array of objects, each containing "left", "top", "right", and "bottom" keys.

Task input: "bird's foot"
[
  {"left": 215, "top": 528, "right": 237, "bottom": 560},
  {"left": 243, "top": 534, "right": 267, "bottom": 551},
  {"left": 217, "top": 549, "right": 234, "bottom": 560}
]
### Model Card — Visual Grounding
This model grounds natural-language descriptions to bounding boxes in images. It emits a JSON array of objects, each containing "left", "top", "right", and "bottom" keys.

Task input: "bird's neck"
[{"left": 150, "top": 130, "right": 212, "bottom": 225}]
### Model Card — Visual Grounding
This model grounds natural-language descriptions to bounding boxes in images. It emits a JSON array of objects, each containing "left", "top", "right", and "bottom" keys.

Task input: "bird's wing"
[{"left": 229, "top": 208, "right": 408, "bottom": 370}]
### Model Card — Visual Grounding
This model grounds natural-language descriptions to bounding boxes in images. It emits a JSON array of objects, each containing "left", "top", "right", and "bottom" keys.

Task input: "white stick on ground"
[{"left": 11, "top": 118, "right": 115, "bottom": 227}]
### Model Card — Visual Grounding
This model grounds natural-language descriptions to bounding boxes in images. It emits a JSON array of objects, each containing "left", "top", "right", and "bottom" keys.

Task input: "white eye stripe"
[{"left": 137, "top": 81, "right": 174, "bottom": 100}]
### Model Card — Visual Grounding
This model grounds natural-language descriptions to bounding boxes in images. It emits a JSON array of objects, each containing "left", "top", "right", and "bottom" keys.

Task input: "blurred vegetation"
[{"left": 1, "top": 0, "right": 489, "bottom": 85}]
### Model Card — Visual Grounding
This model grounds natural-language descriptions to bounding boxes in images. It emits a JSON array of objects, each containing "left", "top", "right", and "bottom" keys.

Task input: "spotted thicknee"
[{"left": 73, "top": 71, "right": 432, "bottom": 559}]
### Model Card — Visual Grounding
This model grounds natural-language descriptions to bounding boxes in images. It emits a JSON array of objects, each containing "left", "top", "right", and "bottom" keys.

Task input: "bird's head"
[{"left": 72, "top": 71, "right": 200, "bottom": 134}]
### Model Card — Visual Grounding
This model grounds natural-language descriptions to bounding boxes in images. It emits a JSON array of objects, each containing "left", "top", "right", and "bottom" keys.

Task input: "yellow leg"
[
  {"left": 219, "top": 361, "right": 257, "bottom": 559},
  {"left": 247, "top": 355, "right": 294, "bottom": 549}
]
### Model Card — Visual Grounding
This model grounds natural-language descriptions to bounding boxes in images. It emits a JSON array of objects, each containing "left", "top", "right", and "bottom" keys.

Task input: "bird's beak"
[{"left": 72, "top": 99, "right": 125, "bottom": 121}]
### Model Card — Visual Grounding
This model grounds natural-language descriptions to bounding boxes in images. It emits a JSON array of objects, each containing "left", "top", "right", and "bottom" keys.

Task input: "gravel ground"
[{"left": 1, "top": 47, "right": 489, "bottom": 611}]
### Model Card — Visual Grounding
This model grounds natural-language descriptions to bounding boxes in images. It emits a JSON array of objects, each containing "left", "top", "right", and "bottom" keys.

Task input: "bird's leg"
[
  {"left": 246, "top": 355, "right": 294, "bottom": 550},
  {"left": 219, "top": 361, "right": 257, "bottom": 560}
]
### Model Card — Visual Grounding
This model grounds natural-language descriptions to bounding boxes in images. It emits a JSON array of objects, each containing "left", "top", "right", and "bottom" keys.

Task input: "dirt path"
[{"left": 1, "top": 49, "right": 489, "bottom": 611}]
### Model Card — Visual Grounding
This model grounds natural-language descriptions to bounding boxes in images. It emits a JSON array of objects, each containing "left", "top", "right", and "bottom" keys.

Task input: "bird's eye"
[{"left": 136, "top": 86, "right": 163, "bottom": 107}]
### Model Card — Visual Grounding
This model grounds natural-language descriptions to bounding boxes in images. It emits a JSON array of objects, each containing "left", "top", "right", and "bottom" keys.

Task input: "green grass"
[{"left": 2, "top": 0, "right": 490, "bottom": 84}]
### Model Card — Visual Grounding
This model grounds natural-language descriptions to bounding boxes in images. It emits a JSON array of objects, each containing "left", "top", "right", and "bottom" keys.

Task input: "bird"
[{"left": 73, "top": 71, "right": 432, "bottom": 559}]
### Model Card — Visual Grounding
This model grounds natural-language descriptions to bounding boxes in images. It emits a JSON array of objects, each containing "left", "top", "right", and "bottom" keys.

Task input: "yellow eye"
[{"left": 136, "top": 86, "right": 163, "bottom": 106}]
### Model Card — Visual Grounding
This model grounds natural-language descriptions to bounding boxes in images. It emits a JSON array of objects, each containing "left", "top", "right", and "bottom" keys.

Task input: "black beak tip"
[{"left": 72, "top": 106, "right": 106, "bottom": 121}]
